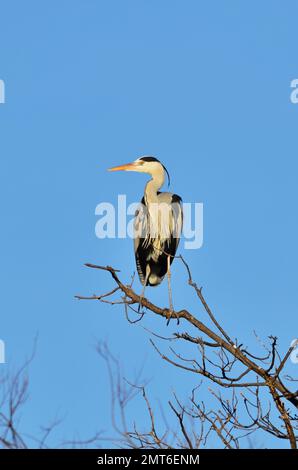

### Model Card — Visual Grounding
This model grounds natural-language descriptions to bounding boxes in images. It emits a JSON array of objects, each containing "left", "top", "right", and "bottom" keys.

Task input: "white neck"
[{"left": 144, "top": 169, "right": 165, "bottom": 204}]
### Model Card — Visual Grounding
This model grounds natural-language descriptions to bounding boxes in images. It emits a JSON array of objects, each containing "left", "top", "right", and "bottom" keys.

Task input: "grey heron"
[{"left": 108, "top": 156, "right": 183, "bottom": 321}]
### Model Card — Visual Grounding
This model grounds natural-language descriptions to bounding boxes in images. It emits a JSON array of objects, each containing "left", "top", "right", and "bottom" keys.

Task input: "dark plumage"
[{"left": 134, "top": 193, "right": 182, "bottom": 286}]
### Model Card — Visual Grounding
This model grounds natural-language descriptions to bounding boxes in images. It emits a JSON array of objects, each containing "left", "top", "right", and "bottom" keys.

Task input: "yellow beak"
[{"left": 108, "top": 162, "right": 138, "bottom": 172}]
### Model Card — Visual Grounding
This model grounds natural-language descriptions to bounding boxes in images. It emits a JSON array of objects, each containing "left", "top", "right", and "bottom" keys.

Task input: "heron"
[{"left": 108, "top": 156, "right": 183, "bottom": 322}]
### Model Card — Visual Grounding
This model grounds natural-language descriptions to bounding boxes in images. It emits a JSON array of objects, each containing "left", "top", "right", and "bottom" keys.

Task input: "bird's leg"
[
  {"left": 138, "top": 266, "right": 150, "bottom": 314},
  {"left": 138, "top": 283, "right": 146, "bottom": 313},
  {"left": 166, "top": 255, "right": 179, "bottom": 325}
]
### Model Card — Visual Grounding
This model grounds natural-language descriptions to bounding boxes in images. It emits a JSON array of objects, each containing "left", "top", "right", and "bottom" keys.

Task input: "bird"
[{"left": 108, "top": 156, "right": 183, "bottom": 321}]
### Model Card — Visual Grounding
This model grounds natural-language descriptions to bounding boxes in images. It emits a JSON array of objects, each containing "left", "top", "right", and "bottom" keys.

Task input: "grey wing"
[
  {"left": 133, "top": 199, "right": 149, "bottom": 285},
  {"left": 169, "top": 194, "right": 183, "bottom": 257}
]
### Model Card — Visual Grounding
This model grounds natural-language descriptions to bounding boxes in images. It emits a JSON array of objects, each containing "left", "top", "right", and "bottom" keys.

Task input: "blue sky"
[{"left": 1, "top": 0, "right": 298, "bottom": 448}]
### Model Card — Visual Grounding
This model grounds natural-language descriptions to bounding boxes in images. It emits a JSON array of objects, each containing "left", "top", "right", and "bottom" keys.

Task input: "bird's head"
[{"left": 108, "top": 156, "right": 170, "bottom": 186}]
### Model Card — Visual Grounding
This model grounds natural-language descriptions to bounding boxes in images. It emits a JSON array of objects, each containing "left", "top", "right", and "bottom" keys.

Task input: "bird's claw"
[
  {"left": 138, "top": 296, "right": 145, "bottom": 314},
  {"left": 166, "top": 309, "right": 180, "bottom": 326}
]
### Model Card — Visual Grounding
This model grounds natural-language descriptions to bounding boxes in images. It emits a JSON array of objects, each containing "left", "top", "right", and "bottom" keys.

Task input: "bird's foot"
[
  {"left": 166, "top": 308, "right": 180, "bottom": 326},
  {"left": 138, "top": 296, "right": 145, "bottom": 315}
]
